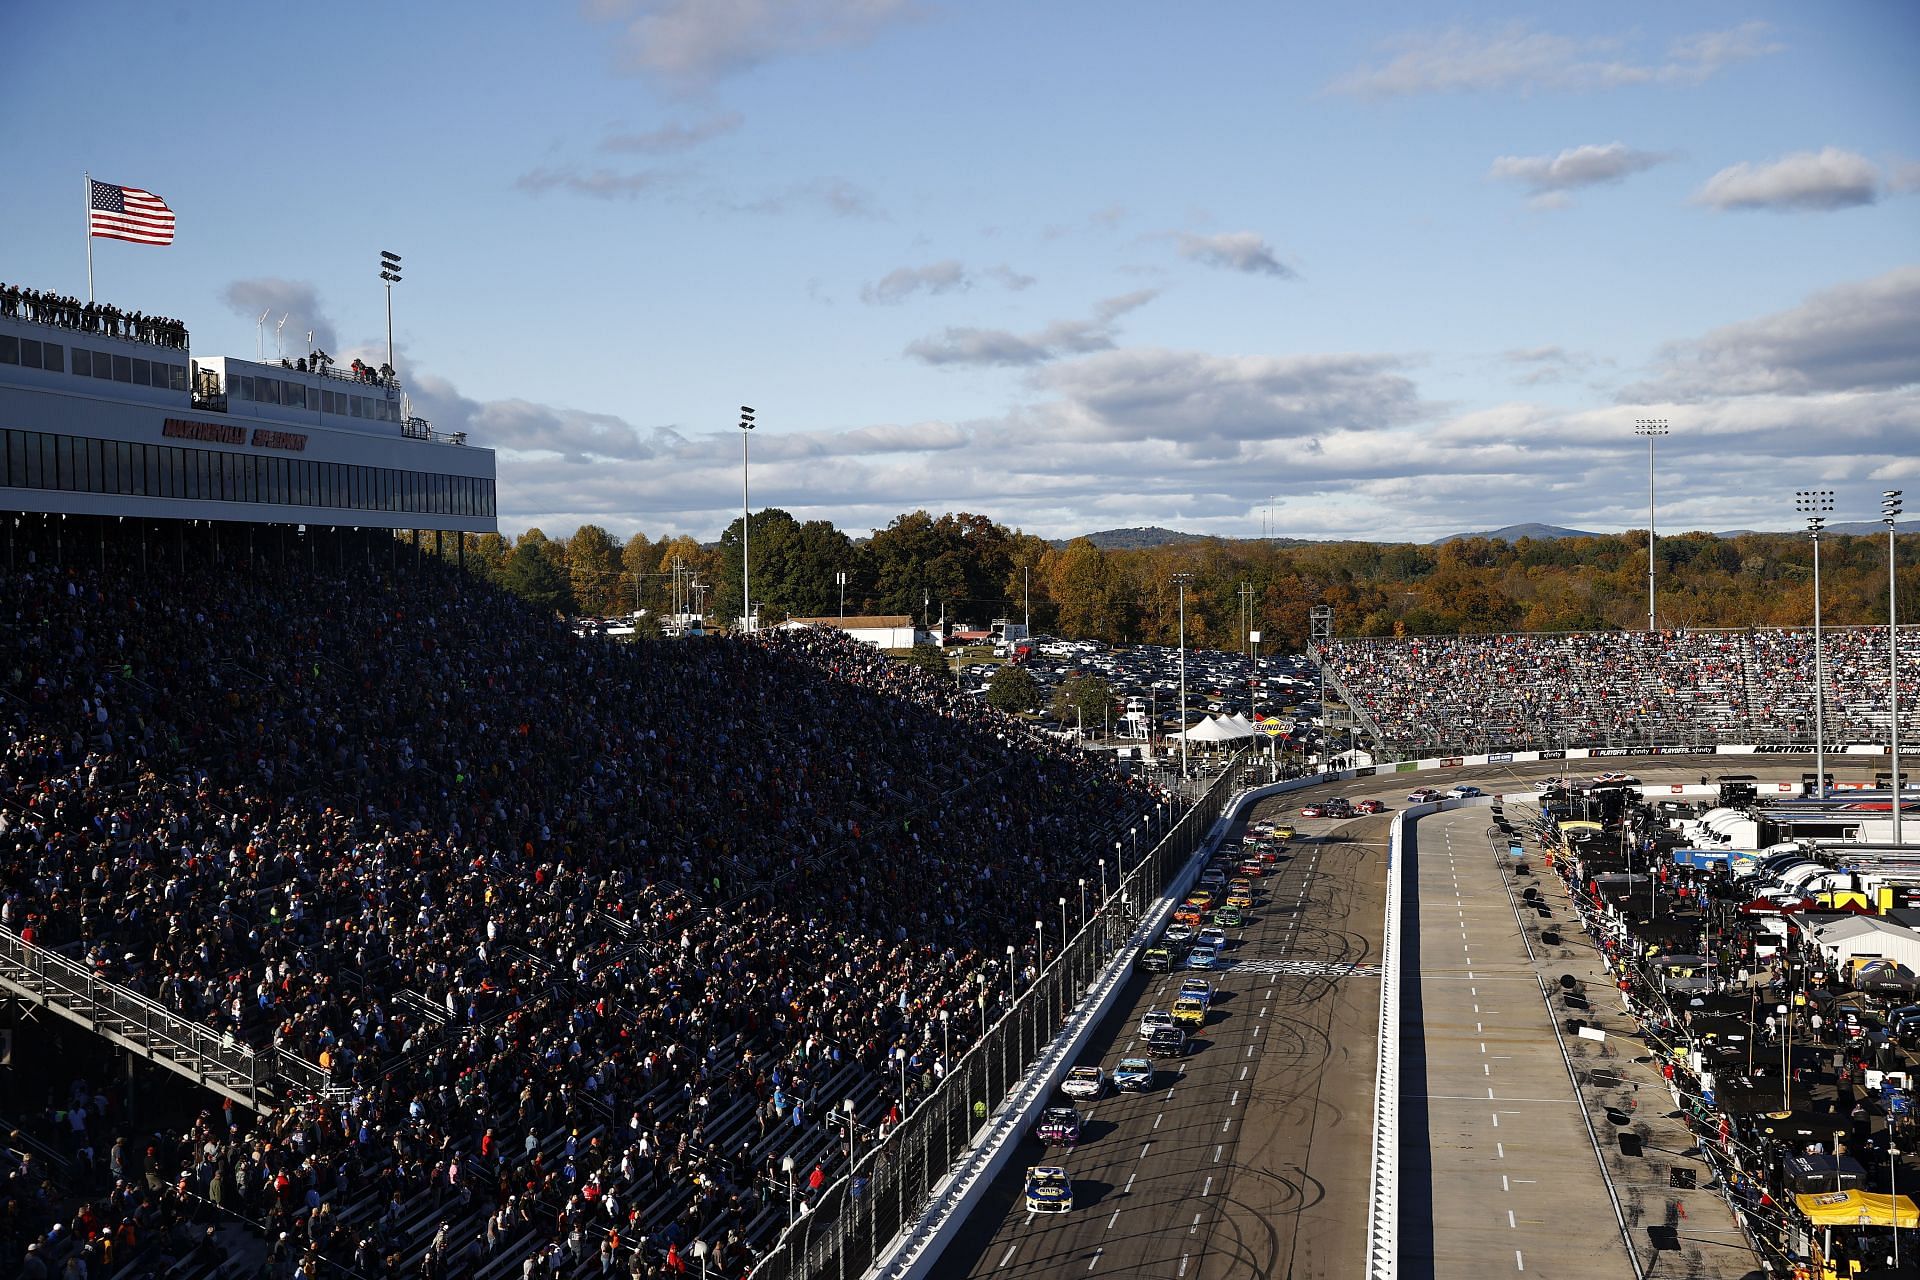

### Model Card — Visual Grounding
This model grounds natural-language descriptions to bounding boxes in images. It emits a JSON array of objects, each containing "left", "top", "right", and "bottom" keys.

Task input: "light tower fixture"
[
  {"left": 1172, "top": 572, "right": 1195, "bottom": 778},
  {"left": 1633, "top": 418, "right": 1670, "bottom": 632},
  {"left": 378, "top": 250, "right": 402, "bottom": 375},
  {"left": 1889, "top": 490, "right": 1906, "bottom": 846},
  {"left": 1796, "top": 489, "right": 1834, "bottom": 799}
]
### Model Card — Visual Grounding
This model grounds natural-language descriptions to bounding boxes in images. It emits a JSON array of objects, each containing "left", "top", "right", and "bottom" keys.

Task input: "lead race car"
[{"left": 1025, "top": 1165, "right": 1073, "bottom": 1213}]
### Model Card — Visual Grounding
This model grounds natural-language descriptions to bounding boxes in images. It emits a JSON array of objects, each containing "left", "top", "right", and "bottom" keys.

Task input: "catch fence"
[{"left": 748, "top": 756, "right": 1250, "bottom": 1280}]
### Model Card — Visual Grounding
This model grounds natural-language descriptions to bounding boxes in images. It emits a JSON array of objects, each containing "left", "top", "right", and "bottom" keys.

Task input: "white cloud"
[
  {"left": 736, "top": 176, "right": 879, "bottom": 218},
  {"left": 1629, "top": 266, "right": 1920, "bottom": 400},
  {"left": 600, "top": 112, "right": 743, "bottom": 153},
  {"left": 591, "top": 0, "right": 920, "bottom": 91},
  {"left": 1692, "top": 147, "right": 1884, "bottom": 212},
  {"left": 862, "top": 260, "right": 970, "bottom": 305},
  {"left": 1330, "top": 21, "right": 1780, "bottom": 98},
  {"left": 220, "top": 279, "right": 338, "bottom": 355},
  {"left": 514, "top": 166, "right": 674, "bottom": 199},
  {"left": 1024, "top": 348, "right": 1422, "bottom": 446},
  {"left": 1176, "top": 231, "right": 1295, "bottom": 277},
  {"left": 409, "top": 373, "right": 685, "bottom": 465},
  {"left": 1489, "top": 142, "right": 1668, "bottom": 204},
  {"left": 905, "top": 290, "right": 1157, "bottom": 367},
  {"left": 1502, "top": 345, "right": 1599, "bottom": 385},
  {"left": 859, "top": 260, "right": 1031, "bottom": 305}
]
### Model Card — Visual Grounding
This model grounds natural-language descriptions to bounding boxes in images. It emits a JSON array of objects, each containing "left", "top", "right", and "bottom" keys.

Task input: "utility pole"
[{"left": 1023, "top": 566, "right": 1030, "bottom": 637}]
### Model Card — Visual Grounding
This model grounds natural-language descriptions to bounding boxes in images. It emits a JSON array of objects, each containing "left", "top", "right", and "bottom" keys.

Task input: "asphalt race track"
[
  {"left": 925, "top": 756, "right": 1833, "bottom": 1280},
  {"left": 927, "top": 786, "right": 1391, "bottom": 1280}
]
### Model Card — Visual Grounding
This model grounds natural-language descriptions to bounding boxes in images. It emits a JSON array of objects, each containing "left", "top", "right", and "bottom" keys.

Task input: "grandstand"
[
  {"left": 1324, "top": 628, "right": 1920, "bottom": 759},
  {"left": 0, "top": 285, "right": 1169, "bottom": 1280}
]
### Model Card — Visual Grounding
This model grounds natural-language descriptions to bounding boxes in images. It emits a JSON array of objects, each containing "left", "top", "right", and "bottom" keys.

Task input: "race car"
[
  {"left": 1172, "top": 903, "right": 1205, "bottom": 929},
  {"left": 1197, "top": 926, "right": 1228, "bottom": 952},
  {"left": 1268, "top": 824, "right": 1296, "bottom": 840},
  {"left": 1225, "top": 887, "right": 1253, "bottom": 911},
  {"left": 1323, "top": 799, "right": 1353, "bottom": 818},
  {"left": 1186, "top": 889, "right": 1216, "bottom": 911},
  {"left": 1025, "top": 1165, "right": 1073, "bottom": 1213},
  {"left": 1164, "top": 922, "right": 1196, "bottom": 946},
  {"left": 1450, "top": 785, "right": 1484, "bottom": 799},
  {"left": 1407, "top": 787, "right": 1442, "bottom": 803},
  {"left": 1113, "top": 1057, "right": 1154, "bottom": 1092},
  {"left": 1214, "top": 904, "right": 1244, "bottom": 928},
  {"left": 1186, "top": 944, "right": 1219, "bottom": 971},
  {"left": 1172, "top": 996, "right": 1207, "bottom": 1030},
  {"left": 1146, "top": 1025, "right": 1188, "bottom": 1058},
  {"left": 1178, "top": 977, "right": 1213, "bottom": 1009},
  {"left": 1140, "top": 1009, "right": 1177, "bottom": 1038},
  {"left": 1034, "top": 1105, "right": 1082, "bottom": 1147},
  {"left": 1299, "top": 803, "right": 1324, "bottom": 818},
  {"left": 1355, "top": 799, "right": 1386, "bottom": 815},
  {"left": 1236, "top": 858, "right": 1264, "bottom": 878},
  {"left": 1061, "top": 1065, "right": 1105, "bottom": 1100},
  {"left": 1138, "top": 945, "right": 1173, "bottom": 973}
]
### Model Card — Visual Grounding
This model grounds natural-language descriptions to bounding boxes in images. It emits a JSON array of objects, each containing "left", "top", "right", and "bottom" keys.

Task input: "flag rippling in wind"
[{"left": 89, "top": 179, "right": 175, "bottom": 245}]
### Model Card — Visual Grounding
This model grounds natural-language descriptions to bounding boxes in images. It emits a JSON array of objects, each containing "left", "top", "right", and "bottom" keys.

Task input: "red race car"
[
  {"left": 1299, "top": 804, "right": 1324, "bottom": 818},
  {"left": 1355, "top": 799, "right": 1386, "bottom": 815}
]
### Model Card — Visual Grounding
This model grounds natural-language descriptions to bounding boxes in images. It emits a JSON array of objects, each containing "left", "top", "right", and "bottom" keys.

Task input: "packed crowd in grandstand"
[
  {"left": 1325, "top": 628, "right": 1920, "bottom": 757},
  {"left": 0, "top": 535, "right": 1165, "bottom": 1280}
]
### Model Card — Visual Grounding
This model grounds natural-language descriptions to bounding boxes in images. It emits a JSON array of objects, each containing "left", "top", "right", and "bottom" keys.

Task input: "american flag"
[{"left": 89, "top": 179, "right": 175, "bottom": 245}]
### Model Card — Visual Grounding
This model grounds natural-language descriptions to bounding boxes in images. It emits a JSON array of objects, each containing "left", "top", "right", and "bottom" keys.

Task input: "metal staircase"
[{"left": 0, "top": 927, "right": 331, "bottom": 1112}]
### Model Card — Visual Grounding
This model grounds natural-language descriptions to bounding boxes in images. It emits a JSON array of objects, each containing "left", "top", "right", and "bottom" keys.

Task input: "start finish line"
[{"left": 1227, "top": 957, "right": 1385, "bottom": 979}]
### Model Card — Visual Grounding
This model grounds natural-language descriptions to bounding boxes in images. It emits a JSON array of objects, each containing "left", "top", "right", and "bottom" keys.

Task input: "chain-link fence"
[{"left": 749, "top": 756, "right": 1251, "bottom": 1280}]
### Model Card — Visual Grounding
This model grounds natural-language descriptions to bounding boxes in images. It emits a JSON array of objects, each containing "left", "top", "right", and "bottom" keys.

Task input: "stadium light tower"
[
  {"left": 1172, "top": 572, "right": 1195, "bottom": 778},
  {"left": 1311, "top": 605, "right": 1334, "bottom": 768},
  {"left": 1796, "top": 490, "right": 1834, "bottom": 799},
  {"left": 378, "top": 251, "right": 401, "bottom": 375},
  {"left": 739, "top": 407, "right": 756, "bottom": 632},
  {"left": 1634, "top": 418, "right": 1669, "bottom": 632},
  {"left": 1889, "top": 490, "right": 1905, "bottom": 845}
]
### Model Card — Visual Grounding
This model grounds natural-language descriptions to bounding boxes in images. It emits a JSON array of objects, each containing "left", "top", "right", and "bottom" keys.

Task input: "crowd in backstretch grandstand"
[
  {"left": 1325, "top": 628, "right": 1920, "bottom": 757},
  {"left": 0, "top": 543, "right": 1163, "bottom": 1280}
]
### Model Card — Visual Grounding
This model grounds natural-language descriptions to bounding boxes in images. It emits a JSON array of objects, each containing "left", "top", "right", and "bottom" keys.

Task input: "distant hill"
[
  {"left": 1047, "top": 519, "right": 1919, "bottom": 552},
  {"left": 1430, "top": 523, "right": 1599, "bottom": 546},
  {"left": 1049, "top": 526, "right": 1317, "bottom": 550}
]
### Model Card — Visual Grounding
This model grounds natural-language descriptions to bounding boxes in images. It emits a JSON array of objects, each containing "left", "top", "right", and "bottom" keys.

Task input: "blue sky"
[{"left": 4, "top": 1, "right": 1916, "bottom": 542}]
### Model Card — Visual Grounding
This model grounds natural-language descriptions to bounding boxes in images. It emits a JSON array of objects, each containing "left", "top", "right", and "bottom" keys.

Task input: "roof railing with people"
[{"left": 0, "top": 280, "right": 189, "bottom": 349}]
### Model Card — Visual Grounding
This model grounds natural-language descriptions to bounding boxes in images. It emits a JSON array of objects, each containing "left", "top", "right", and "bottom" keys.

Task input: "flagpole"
[{"left": 85, "top": 172, "right": 94, "bottom": 302}]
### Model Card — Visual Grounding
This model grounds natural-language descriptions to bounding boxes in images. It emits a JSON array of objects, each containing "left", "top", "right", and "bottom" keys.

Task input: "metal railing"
[
  {"left": 0, "top": 926, "right": 329, "bottom": 1111},
  {"left": 747, "top": 756, "right": 1249, "bottom": 1280}
]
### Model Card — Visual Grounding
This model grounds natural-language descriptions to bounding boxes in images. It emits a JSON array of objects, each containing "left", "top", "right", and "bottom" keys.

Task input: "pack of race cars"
[{"left": 1025, "top": 819, "right": 1292, "bottom": 1215}]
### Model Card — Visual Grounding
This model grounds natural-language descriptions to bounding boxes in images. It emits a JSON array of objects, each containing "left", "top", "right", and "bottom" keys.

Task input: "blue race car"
[
  {"left": 1113, "top": 1057, "right": 1154, "bottom": 1092},
  {"left": 1025, "top": 1165, "right": 1073, "bottom": 1213}
]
